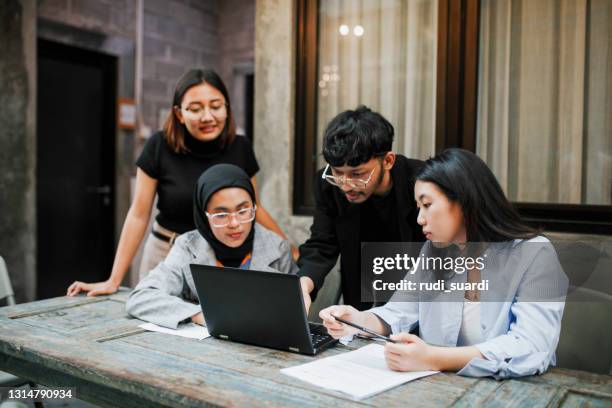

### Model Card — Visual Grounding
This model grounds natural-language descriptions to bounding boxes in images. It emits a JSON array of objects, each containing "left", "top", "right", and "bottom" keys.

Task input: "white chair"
[
  {"left": 0, "top": 256, "right": 29, "bottom": 388},
  {"left": 0, "top": 256, "right": 16, "bottom": 306}
]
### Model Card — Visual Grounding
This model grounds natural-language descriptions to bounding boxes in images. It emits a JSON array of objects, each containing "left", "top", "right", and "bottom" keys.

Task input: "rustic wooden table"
[{"left": 0, "top": 290, "right": 610, "bottom": 407}]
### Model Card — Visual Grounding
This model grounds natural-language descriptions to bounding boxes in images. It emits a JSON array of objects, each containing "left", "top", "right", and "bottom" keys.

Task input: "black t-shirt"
[
  {"left": 359, "top": 185, "right": 402, "bottom": 308},
  {"left": 359, "top": 184, "right": 401, "bottom": 244},
  {"left": 136, "top": 131, "right": 259, "bottom": 233}
]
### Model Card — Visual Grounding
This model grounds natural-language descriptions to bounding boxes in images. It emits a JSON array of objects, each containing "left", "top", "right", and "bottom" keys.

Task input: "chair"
[
  {"left": 0, "top": 256, "right": 30, "bottom": 388},
  {"left": 0, "top": 256, "right": 16, "bottom": 306},
  {"left": 556, "top": 286, "right": 612, "bottom": 375}
]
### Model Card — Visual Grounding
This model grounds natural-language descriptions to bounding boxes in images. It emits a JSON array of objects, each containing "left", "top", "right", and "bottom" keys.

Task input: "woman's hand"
[
  {"left": 67, "top": 169, "right": 157, "bottom": 299},
  {"left": 291, "top": 245, "right": 300, "bottom": 260},
  {"left": 384, "top": 333, "right": 438, "bottom": 372},
  {"left": 191, "top": 312, "right": 205, "bottom": 326},
  {"left": 319, "top": 305, "right": 364, "bottom": 338},
  {"left": 66, "top": 279, "right": 119, "bottom": 297}
]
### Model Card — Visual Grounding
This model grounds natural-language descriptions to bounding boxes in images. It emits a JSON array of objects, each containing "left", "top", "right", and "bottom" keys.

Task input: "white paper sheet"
[
  {"left": 339, "top": 334, "right": 354, "bottom": 345},
  {"left": 280, "top": 344, "right": 438, "bottom": 400},
  {"left": 139, "top": 322, "right": 210, "bottom": 340}
]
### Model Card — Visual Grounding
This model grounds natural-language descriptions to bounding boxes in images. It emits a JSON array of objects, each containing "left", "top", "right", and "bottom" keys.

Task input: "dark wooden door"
[
  {"left": 245, "top": 73, "right": 254, "bottom": 143},
  {"left": 37, "top": 39, "right": 116, "bottom": 299}
]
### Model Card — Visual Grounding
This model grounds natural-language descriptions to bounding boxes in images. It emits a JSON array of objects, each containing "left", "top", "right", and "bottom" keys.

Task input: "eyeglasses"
[
  {"left": 321, "top": 164, "right": 376, "bottom": 189},
  {"left": 205, "top": 205, "right": 257, "bottom": 228},
  {"left": 181, "top": 103, "right": 228, "bottom": 120}
]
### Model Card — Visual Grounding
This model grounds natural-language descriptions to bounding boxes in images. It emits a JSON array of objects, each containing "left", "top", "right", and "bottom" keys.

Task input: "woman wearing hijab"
[{"left": 126, "top": 164, "right": 297, "bottom": 329}]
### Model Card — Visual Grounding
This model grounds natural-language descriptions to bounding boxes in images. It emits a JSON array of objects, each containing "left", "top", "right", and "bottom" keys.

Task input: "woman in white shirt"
[{"left": 320, "top": 148, "right": 568, "bottom": 379}]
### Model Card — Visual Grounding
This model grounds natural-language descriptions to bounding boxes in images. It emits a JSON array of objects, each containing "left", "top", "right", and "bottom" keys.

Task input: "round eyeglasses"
[
  {"left": 205, "top": 206, "right": 257, "bottom": 228},
  {"left": 321, "top": 164, "right": 376, "bottom": 189},
  {"left": 181, "top": 103, "right": 228, "bottom": 120}
]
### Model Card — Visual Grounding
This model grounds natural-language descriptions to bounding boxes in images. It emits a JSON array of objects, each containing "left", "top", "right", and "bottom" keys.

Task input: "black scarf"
[{"left": 193, "top": 164, "right": 256, "bottom": 267}]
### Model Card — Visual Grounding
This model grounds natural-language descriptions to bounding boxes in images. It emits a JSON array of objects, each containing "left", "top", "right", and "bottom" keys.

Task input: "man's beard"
[{"left": 345, "top": 162, "right": 386, "bottom": 203}]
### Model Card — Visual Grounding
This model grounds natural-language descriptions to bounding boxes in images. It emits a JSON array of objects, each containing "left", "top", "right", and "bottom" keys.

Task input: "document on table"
[
  {"left": 139, "top": 322, "right": 210, "bottom": 340},
  {"left": 280, "top": 344, "right": 438, "bottom": 400},
  {"left": 339, "top": 334, "right": 354, "bottom": 345}
]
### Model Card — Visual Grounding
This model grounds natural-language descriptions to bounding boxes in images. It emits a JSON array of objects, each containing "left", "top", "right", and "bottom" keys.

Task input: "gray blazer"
[{"left": 126, "top": 224, "right": 298, "bottom": 329}]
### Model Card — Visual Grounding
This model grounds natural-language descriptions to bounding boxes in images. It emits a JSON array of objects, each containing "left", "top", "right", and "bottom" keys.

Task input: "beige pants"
[{"left": 138, "top": 223, "right": 175, "bottom": 280}]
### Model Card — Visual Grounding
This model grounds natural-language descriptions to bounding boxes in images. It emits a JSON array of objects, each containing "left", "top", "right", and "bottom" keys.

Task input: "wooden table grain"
[{"left": 0, "top": 290, "right": 610, "bottom": 407}]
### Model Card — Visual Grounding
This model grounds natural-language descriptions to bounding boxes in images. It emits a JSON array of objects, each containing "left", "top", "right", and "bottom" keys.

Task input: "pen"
[{"left": 333, "top": 316, "right": 397, "bottom": 343}]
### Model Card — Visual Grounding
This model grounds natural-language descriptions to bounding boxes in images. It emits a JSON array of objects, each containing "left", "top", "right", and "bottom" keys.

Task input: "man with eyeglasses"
[{"left": 297, "top": 106, "right": 425, "bottom": 312}]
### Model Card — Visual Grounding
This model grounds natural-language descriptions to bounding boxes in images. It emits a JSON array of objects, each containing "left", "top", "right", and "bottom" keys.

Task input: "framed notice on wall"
[{"left": 118, "top": 98, "right": 136, "bottom": 129}]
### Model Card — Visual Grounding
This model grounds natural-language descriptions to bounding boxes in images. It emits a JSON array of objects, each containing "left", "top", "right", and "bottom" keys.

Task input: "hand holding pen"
[
  {"left": 319, "top": 305, "right": 396, "bottom": 343},
  {"left": 333, "top": 316, "right": 397, "bottom": 343}
]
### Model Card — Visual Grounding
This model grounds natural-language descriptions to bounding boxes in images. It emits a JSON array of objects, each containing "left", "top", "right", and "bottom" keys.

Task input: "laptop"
[{"left": 190, "top": 264, "right": 338, "bottom": 355}]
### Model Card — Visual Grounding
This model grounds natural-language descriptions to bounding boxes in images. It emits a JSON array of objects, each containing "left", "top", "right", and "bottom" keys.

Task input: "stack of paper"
[
  {"left": 139, "top": 322, "right": 210, "bottom": 340},
  {"left": 281, "top": 344, "right": 438, "bottom": 400}
]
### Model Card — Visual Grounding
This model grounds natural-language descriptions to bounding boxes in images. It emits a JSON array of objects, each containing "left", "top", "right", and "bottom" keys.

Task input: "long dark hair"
[
  {"left": 417, "top": 148, "right": 539, "bottom": 242},
  {"left": 162, "top": 69, "right": 236, "bottom": 153}
]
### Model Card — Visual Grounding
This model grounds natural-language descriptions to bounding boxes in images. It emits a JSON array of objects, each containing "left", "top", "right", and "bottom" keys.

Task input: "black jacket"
[{"left": 297, "top": 155, "right": 425, "bottom": 310}]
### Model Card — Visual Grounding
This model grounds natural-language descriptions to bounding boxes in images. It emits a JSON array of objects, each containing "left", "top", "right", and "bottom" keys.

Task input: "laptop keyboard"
[
  {"left": 308, "top": 323, "right": 333, "bottom": 348},
  {"left": 310, "top": 332, "right": 331, "bottom": 348}
]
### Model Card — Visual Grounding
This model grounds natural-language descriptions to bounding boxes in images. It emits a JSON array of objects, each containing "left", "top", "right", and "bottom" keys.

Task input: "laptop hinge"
[{"left": 289, "top": 347, "right": 300, "bottom": 353}]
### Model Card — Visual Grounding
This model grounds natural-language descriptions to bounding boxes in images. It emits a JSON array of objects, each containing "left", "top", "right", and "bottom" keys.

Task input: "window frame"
[
  {"left": 293, "top": 0, "right": 319, "bottom": 214},
  {"left": 293, "top": 0, "right": 612, "bottom": 235}
]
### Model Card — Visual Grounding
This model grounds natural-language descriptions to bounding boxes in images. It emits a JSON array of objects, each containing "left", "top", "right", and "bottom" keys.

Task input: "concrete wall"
[
  {"left": 38, "top": 0, "right": 136, "bottom": 38},
  {"left": 219, "top": 0, "right": 254, "bottom": 83},
  {"left": 0, "top": 0, "right": 37, "bottom": 302},
  {"left": 253, "top": 0, "right": 312, "bottom": 247},
  {"left": 254, "top": 0, "right": 342, "bottom": 318},
  {"left": 219, "top": 0, "right": 255, "bottom": 133},
  {"left": 140, "top": 0, "right": 220, "bottom": 131}
]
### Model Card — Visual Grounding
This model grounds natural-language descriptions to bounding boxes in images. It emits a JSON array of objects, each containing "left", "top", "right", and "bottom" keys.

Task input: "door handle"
[{"left": 86, "top": 185, "right": 112, "bottom": 194}]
